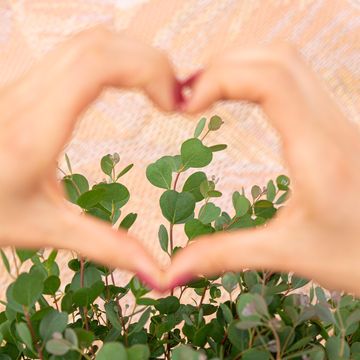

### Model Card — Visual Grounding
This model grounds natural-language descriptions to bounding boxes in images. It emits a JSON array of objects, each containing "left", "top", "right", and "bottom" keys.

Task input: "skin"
[
  {"left": 1, "top": 28, "right": 359, "bottom": 295},
  {"left": 0, "top": 27, "right": 179, "bottom": 290},
  {"left": 168, "top": 44, "right": 360, "bottom": 296}
]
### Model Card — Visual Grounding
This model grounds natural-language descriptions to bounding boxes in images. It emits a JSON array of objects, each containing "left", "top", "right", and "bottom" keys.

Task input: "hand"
[
  {"left": 0, "top": 27, "right": 179, "bottom": 289},
  {"left": 168, "top": 44, "right": 360, "bottom": 295}
]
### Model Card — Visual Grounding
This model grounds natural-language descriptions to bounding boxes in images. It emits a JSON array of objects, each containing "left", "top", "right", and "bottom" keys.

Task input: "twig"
[{"left": 23, "top": 306, "right": 43, "bottom": 359}]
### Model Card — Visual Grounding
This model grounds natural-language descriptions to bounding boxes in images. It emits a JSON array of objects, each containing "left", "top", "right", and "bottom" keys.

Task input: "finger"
[
  {"left": 165, "top": 222, "right": 298, "bottom": 289},
  {"left": 4, "top": 27, "right": 177, "bottom": 176},
  {"left": 184, "top": 46, "right": 352, "bottom": 147},
  {"left": 55, "top": 208, "right": 164, "bottom": 291}
]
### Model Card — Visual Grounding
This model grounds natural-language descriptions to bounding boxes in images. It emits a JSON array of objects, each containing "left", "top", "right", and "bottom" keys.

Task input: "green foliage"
[
  {"left": 160, "top": 190, "right": 195, "bottom": 224},
  {"left": 1, "top": 115, "right": 359, "bottom": 360},
  {"left": 181, "top": 138, "right": 213, "bottom": 168}
]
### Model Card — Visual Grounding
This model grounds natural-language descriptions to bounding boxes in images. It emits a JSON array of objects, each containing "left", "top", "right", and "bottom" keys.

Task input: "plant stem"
[
  {"left": 23, "top": 306, "right": 43, "bottom": 360},
  {"left": 198, "top": 285, "right": 208, "bottom": 309},
  {"left": 109, "top": 271, "right": 128, "bottom": 344},
  {"left": 201, "top": 129, "right": 211, "bottom": 141},
  {"left": 169, "top": 223, "right": 175, "bottom": 297},
  {"left": 268, "top": 321, "right": 281, "bottom": 360},
  {"left": 52, "top": 295, "right": 59, "bottom": 311},
  {"left": 173, "top": 172, "right": 181, "bottom": 191},
  {"left": 169, "top": 224, "right": 174, "bottom": 255},
  {"left": 79, "top": 257, "right": 89, "bottom": 330}
]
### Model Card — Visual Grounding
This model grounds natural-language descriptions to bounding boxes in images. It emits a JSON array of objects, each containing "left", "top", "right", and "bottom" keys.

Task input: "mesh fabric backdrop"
[{"left": 0, "top": 0, "right": 359, "bottom": 301}]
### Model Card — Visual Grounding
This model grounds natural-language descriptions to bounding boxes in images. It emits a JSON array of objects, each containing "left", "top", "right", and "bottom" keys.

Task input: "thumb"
[
  {"left": 54, "top": 208, "right": 164, "bottom": 291},
  {"left": 165, "top": 222, "right": 295, "bottom": 289}
]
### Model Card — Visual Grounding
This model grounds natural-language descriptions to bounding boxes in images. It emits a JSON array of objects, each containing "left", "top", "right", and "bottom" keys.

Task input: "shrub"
[{"left": 1, "top": 116, "right": 360, "bottom": 359}]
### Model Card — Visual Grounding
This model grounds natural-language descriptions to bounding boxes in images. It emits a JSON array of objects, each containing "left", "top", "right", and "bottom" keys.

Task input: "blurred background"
[{"left": 0, "top": 0, "right": 359, "bottom": 299}]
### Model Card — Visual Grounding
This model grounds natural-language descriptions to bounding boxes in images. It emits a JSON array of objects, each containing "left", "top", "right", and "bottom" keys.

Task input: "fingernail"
[
  {"left": 137, "top": 272, "right": 162, "bottom": 292},
  {"left": 169, "top": 273, "right": 194, "bottom": 289}
]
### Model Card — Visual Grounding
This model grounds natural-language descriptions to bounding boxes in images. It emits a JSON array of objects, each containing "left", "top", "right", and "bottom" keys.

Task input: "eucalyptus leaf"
[
  {"left": 158, "top": 225, "right": 169, "bottom": 253},
  {"left": 101, "top": 154, "right": 114, "bottom": 176},
  {"left": 181, "top": 138, "right": 213, "bottom": 168},
  {"left": 160, "top": 190, "right": 195, "bottom": 224},
  {"left": 198, "top": 202, "right": 221, "bottom": 224},
  {"left": 146, "top": 157, "right": 172, "bottom": 189},
  {"left": 97, "top": 342, "right": 127, "bottom": 360},
  {"left": 13, "top": 272, "right": 43, "bottom": 307},
  {"left": 208, "top": 115, "right": 224, "bottom": 131},
  {"left": 182, "top": 172, "right": 207, "bottom": 202},
  {"left": 193, "top": 117, "right": 206, "bottom": 138},
  {"left": 39, "top": 310, "right": 68, "bottom": 341},
  {"left": 232, "top": 191, "right": 251, "bottom": 217}
]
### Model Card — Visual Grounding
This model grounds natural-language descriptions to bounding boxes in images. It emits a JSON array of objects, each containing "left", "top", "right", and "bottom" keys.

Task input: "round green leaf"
[
  {"left": 100, "top": 154, "right": 114, "bottom": 176},
  {"left": 155, "top": 296, "right": 180, "bottom": 314},
  {"left": 43, "top": 276, "right": 61, "bottom": 295},
  {"left": 161, "top": 155, "right": 183, "bottom": 172},
  {"left": 254, "top": 200, "right": 276, "bottom": 219},
  {"left": 16, "top": 249, "right": 37, "bottom": 263},
  {"left": 127, "top": 344, "right": 150, "bottom": 360},
  {"left": 222, "top": 272, "right": 238, "bottom": 294},
  {"left": 73, "top": 288, "right": 90, "bottom": 307},
  {"left": 97, "top": 342, "right": 127, "bottom": 360},
  {"left": 208, "top": 115, "right": 224, "bottom": 131},
  {"left": 13, "top": 273, "right": 43, "bottom": 306},
  {"left": 146, "top": 157, "right": 172, "bottom": 189},
  {"left": 326, "top": 336, "right": 350, "bottom": 360},
  {"left": 185, "top": 219, "right": 215, "bottom": 241},
  {"left": 198, "top": 202, "right": 221, "bottom": 224},
  {"left": 45, "top": 339, "right": 71, "bottom": 356},
  {"left": 64, "top": 328, "right": 78, "bottom": 348},
  {"left": 70, "top": 266, "right": 102, "bottom": 291},
  {"left": 39, "top": 310, "right": 68, "bottom": 341},
  {"left": 236, "top": 294, "right": 261, "bottom": 322},
  {"left": 172, "top": 345, "right": 202, "bottom": 360},
  {"left": 74, "top": 328, "right": 95, "bottom": 348},
  {"left": 15, "top": 322, "right": 34, "bottom": 352},
  {"left": 243, "top": 349, "right": 270, "bottom": 360},
  {"left": 62, "top": 174, "right": 89, "bottom": 204},
  {"left": 276, "top": 174, "right": 290, "bottom": 190},
  {"left": 251, "top": 185, "right": 262, "bottom": 200},
  {"left": 232, "top": 192, "right": 251, "bottom": 217},
  {"left": 199, "top": 179, "right": 215, "bottom": 198},
  {"left": 181, "top": 138, "right": 213, "bottom": 168},
  {"left": 182, "top": 172, "right": 207, "bottom": 202},
  {"left": 76, "top": 189, "right": 106, "bottom": 209},
  {"left": 94, "top": 183, "right": 130, "bottom": 206},
  {"left": 193, "top": 117, "right": 207, "bottom": 138},
  {"left": 160, "top": 190, "right": 195, "bottom": 224}
]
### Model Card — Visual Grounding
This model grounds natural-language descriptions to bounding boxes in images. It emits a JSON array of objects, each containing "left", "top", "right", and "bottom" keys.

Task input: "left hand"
[{"left": 0, "top": 27, "right": 178, "bottom": 288}]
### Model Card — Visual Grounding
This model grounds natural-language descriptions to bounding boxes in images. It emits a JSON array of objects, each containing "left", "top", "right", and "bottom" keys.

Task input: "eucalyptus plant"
[{"left": 1, "top": 116, "right": 360, "bottom": 360}]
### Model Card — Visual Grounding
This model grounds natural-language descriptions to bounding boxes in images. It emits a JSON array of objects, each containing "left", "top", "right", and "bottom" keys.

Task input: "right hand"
[{"left": 168, "top": 44, "right": 360, "bottom": 296}]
